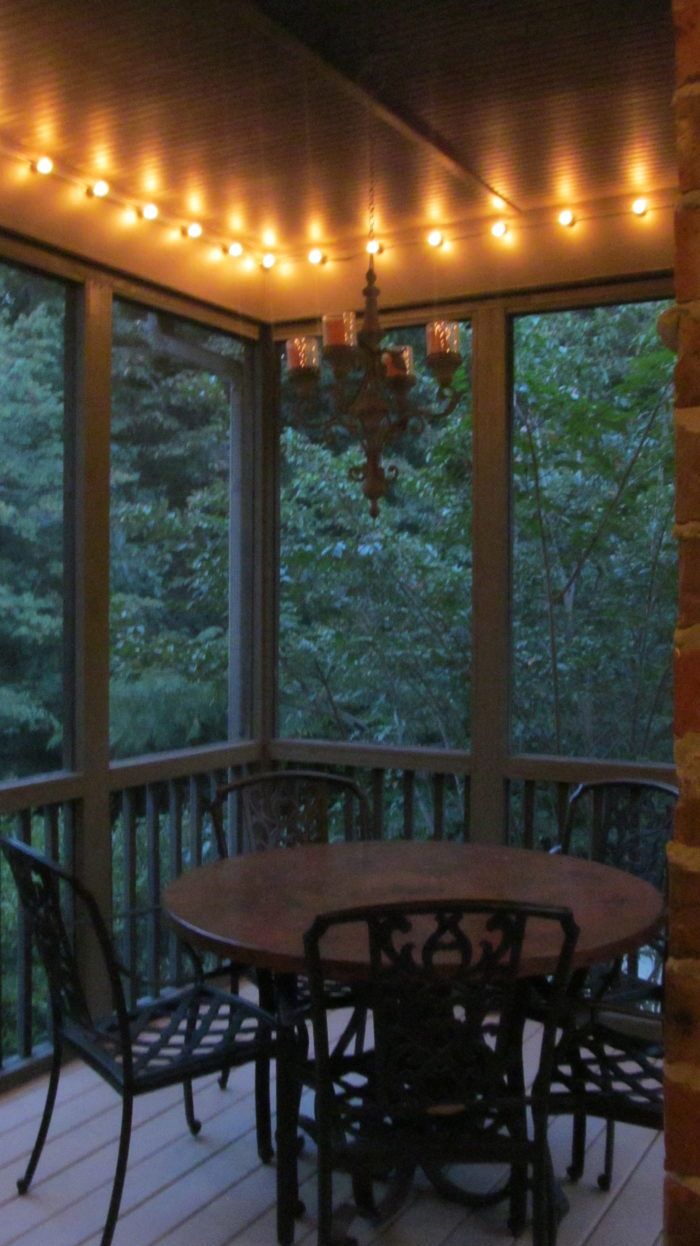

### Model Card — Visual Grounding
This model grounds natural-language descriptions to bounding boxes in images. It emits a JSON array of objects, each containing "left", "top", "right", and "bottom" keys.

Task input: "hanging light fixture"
[{"left": 284, "top": 149, "right": 463, "bottom": 516}]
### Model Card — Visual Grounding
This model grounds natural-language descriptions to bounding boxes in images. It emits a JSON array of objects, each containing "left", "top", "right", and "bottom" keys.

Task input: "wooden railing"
[
  {"left": 0, "top": 798, "right": 76, "bottom": 1079},
  {"left": 0, "top": 742, "right": 675, "bottom": 1084}
]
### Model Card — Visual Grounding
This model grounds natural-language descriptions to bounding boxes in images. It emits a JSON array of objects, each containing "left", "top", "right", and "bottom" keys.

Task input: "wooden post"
[{"left": 664, "top": 4, "right": 700, "bottom": 1239}]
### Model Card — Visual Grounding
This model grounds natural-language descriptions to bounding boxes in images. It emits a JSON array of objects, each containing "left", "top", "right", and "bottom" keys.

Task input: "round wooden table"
[{"left": 163, "top": 839, "right": 664, "bottom": 978}]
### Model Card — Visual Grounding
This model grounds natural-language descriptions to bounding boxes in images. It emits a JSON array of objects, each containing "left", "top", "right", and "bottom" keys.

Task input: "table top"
[{"left": 163, "top": 840, "right": 664, "bottom": 979}]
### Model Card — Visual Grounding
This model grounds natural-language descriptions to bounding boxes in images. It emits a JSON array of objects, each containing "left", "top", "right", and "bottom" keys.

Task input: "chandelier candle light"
[{"left": 285, "top": 258, "right": 463, "bottom": 516}]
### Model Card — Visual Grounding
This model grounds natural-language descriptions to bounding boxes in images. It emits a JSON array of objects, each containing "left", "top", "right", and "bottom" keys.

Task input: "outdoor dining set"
[{"left": 0, "top": 770, "right": 670, "bottom": 1246}]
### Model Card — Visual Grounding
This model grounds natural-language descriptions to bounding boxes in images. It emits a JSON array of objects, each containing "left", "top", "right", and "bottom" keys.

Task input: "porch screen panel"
[
  {"left": 279, "top": 322, "right": 472, "bottom": 750},
  {"left": 0, "top": 261, "right": 70, "bottom": 781},
  {"left": 110, "top": 301, "right": 247, "bottom": 758},
  {"left": 511, "top": 301, "right": 674, "bottom": 761}
]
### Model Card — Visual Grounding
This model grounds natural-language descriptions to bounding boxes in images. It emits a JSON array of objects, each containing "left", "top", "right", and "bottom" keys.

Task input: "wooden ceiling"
[{"left": 0, "top": 0, "right": 675, "bottom": 322}]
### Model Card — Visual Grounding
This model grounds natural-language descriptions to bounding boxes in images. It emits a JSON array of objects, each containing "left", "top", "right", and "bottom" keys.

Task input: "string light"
[{"left": 11, "top": 146, "right": 671, "bottom": 273}]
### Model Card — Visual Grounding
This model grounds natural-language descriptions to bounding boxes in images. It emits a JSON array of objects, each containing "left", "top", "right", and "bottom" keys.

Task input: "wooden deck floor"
[{"left": 0, "top": 1021, "right": 664, "bottom": 1246}]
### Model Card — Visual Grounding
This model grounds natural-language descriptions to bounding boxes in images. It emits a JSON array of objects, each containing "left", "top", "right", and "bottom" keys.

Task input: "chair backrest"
[
  {"left": 304, "top": 899, "right": 578, "bottom": 1126},
  {"left": 209, "top": 769, "right": 371, "bottom": 857},
  {"left": 0, "top": 837, "right": 131, "bottom": 1056},
  {"left": 561, "top": 779, "right": 677, "bottom": 891}
]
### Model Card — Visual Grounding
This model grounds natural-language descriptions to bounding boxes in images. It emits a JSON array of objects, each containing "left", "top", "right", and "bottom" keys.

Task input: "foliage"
[
  {"left": 109, "top": 300, "right": 241, "bottom": 757},
  {"left": 279, "top": 324, "right": 473, "bottom": 750},
  {"left": 512, "top": 303, "right": 674, "bottom": 759},
  {"left": 0, "top": 273, "right": 66, "bottom": 778}
]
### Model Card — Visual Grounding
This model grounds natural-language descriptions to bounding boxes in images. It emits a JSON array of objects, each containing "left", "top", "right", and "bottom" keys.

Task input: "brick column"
[{"left": 664, "top": 4, "right": 700, "bottom": 1240}]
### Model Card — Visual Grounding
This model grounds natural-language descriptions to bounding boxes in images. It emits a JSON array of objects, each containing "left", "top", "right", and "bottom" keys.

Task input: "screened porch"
[{"left": 0, "top": 2, "right": 679, "bottom": 1245}]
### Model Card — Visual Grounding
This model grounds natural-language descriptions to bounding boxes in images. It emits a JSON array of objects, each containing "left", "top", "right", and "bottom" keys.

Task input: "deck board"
[{"left": 0, "top": 1046, "right": 663, "bottom": 1246}]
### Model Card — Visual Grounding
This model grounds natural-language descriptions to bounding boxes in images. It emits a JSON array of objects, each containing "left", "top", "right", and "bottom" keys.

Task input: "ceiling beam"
[{"left": 239, "top": 0, "right": 523, "bottom": 214}]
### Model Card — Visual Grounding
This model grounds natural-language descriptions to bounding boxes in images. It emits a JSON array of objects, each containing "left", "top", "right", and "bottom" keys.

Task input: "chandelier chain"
[{"left": 368, "top": 113, "right": 376, "bottom": 240}]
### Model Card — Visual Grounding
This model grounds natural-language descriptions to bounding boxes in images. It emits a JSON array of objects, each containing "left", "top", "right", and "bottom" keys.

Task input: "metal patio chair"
[
  {"left": 208, "top": 768, "right": 372, "bottom": 1148},
  {"left": 301, "top": 898, "right": 579, "bottom": 1246},
  {"left": 550, "top": 778, "right": 675, "bottom": 1189},
  {"left": 0, "top": 836, "right": 281, "bottom": 1246}
]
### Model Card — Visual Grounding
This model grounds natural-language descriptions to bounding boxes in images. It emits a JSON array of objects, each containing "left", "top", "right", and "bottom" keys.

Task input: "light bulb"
[
  {"left": 491, "top": 220, "right": 508, "bottom": 238},
  {"left": 308, "top": 247, "right": 326, "bottom": 265},
  {"left": 366, "top": 238, "right": 382, "bottom": 255},
  {"left": 89, "top": 179, "right": 110, "bottom": 198},
  {"left": 34, "top": 156, "right": 53, "bottom": 175},
  {"left": 141, "top": 202, "right": 159, "bottom": 220},
  {"left": 227, "top": 241, "right": 244, "bottom": 257},
  {"left": 427, "top": 229, "right": 444, "bottom": 248},
  {"left": 632, "top": 197, "right": 648, "bottom": 217},
  {"left": 184, "top": 222, "right": 203, "bottom": 239},
  {"left": 261, "top": 252, "right": 277, "bottom": 269},
  {"left": 558, "top": 208, "right": 575, "bottom": 228}
]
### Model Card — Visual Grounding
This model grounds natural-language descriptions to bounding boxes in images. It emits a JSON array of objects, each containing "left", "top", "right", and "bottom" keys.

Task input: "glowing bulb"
[
  {"left": 307, "top": 247, "right": 325, "bottom": 265},
  {"left": 141, "top": 202, "right": 159, "bottom": 220},
  {"left": 366, "top": 238, "right": 382, "bottom": 255},
  {"left": 491, "top": 195, "right": 506, "bottom": 210},
  {"left": 227, "top": 241, "right": 244, "bottom": 257},
  {"left": 427, "top": 229, "right": 444, "bottom": 248},
  {"left": 34, "top": 156, "right": 53, "bottom": 175},
  {"left": 491, "top": 220, "right": 508, "bottom": 238},
  {"left": 558, "top": 209, "right": 576, "bottom": 228},
  {"left": 632, "top": 197, "right": 648, "bottom": 217},
  {"left": 184, "top": 222, "right": 203, "bottom": 239},
  {"left": 89, "top": 179, "right": 110, "bottom": 198},
  {"left": 261, "top": 252, "right": 277, "bottom": 269}
]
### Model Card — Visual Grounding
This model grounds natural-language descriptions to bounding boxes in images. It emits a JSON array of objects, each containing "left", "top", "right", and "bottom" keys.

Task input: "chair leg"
[
  {"left": 597, "top": 1120, "right": 615, "bottom": 1191},
  {"left": 317, "top": 1150, "right": 335, "bottom": 1246},
  {"left": 218, "top": 965, "right": 242, "bottom": 1090},
  {"left": 531, "top": 1150, "right": 549, "bottom": 1246},
  {"left": 507, "top": 1161, "right": 527, "bottom": 1237},
  {"left": 567, "top": 1110, "right": 586, "bottom": 1182},
  {"left": 255, "top": 1052, "right": 274, "bottom": 1162},
  {"left": 275, "top": 1024, "right": 302, "bottom": 1246},
  {"left": 183, "top": 1077, "right": 202, "bottom": 1136},
  {"left": 17, "top": 1035, "right": 62, "bottom": 1194},
  {"left": 100, "top": 1092, "right": 133, "bottom": 1246}
]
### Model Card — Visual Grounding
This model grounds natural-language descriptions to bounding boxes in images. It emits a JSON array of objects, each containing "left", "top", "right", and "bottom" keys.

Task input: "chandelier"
[{"left": 284, "top": 250, "right": 463, "bottom": 517}]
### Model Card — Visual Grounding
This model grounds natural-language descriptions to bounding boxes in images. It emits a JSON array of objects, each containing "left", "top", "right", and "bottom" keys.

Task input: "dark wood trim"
[{"left": 470, "top": 303, "right": 511, "bottom": 842}]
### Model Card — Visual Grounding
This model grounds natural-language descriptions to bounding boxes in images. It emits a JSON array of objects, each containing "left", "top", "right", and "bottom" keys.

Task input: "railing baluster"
[
  {"left": 371, "top": 769, "right": 384, "bottom": 840},
  {"left": 522, "top": 780, "right": 536, "bottom": 850},
  {"left": 146, "top": 784, "right": 160, "bottom": 995},
  {"left": 556, "top": 781, "right": 569, "bottom": 847},
  {"left": 43, "top": 805, "right": 59, "bottom": 859},
  {"left": 121, "top": 789, "right": 138, "bottom": 1005},
  {"left": 402, "top": 770, "right": 415, "bottom": 840},
  {"left": 168, "top": 780, "right": 184, "bottom": 983},
  {"left": 190, "top": 776, "right": 204, "bottom": 867},
  {"left": 17, "top": 809, "right": 33, "bottom": 1059},
  {"left": 433, "top": 773, "right": 445, "bottom": 841}
]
